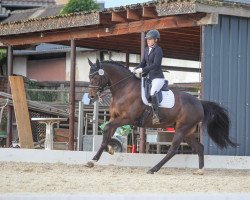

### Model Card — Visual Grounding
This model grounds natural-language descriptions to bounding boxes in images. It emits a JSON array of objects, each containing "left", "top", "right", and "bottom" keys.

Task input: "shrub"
[{"left": 60, "top": 0, "right": 99, "bottom": 15}]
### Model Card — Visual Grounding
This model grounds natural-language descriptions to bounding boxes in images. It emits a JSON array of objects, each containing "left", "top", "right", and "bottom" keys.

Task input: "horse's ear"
[
  {"left": 96, "top": 58, "right": 101, "bottom": 69},
  {"left": 88, "top": 58, "right": 94, "bottom": 67}
]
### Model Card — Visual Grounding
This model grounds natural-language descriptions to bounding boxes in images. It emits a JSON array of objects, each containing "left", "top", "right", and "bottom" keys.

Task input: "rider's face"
[{"left": 147, "top": 38, "right": 156, "bottom": 47}]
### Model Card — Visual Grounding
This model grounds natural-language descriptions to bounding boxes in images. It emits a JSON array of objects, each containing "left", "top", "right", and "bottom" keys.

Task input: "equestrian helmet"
[{"left": 145, "top": 29, "right": 160, "bottom": 39}]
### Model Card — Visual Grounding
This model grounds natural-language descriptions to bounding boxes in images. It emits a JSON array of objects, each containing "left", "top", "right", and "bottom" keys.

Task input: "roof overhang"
[{"left": 0, "top": 0, "right": 249, "bottom": 61}]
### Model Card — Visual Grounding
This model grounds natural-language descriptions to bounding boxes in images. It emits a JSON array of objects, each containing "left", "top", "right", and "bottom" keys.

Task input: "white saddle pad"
[{"left": 141, "top": 78, "right": 175, "bottom": 108}]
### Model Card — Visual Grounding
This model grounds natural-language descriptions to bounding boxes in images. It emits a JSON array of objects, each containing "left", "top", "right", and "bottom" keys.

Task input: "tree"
[
  {"left": 0, "top": 49, "right": 7, "bottom": 75},
  {"left": 60, "top": 0, "right": 99, "bottom": 15}
]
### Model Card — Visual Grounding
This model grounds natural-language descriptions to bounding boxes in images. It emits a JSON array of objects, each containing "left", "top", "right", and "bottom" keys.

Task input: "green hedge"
[{"left": 60, "top": 0, "right": 99, "bottom": 15}]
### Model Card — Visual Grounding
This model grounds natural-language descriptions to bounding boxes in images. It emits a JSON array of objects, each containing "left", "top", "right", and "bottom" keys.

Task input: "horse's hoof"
[
  {"left": 193, "top": 169, "right": 204, "bottom": 175},
  {"left": 108, "top": 145, "right": 114, "bottom": 155},
  {"left": 85, "top": 161, "right": 95, "bottom": 168},
  {"left": 147, "top": 169, "right": 155, "bottom": 174}
]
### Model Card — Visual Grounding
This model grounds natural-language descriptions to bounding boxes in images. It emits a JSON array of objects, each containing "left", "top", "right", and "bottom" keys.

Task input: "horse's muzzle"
[
  {"left": 88, "top": 93, "right": 96, "bottom": 100},
  {"left": 88, "top": 87, "right": 98, "bottom": 99}
]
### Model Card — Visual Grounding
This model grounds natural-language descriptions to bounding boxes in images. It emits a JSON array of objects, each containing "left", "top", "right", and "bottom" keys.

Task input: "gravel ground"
[{"left": 0, "top": 162, "right": 250, "bottom": 194}]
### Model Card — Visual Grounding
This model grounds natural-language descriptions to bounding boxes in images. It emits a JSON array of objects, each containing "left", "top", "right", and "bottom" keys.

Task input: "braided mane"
[{"left": 101, "top": 60, "right": 133, "bottom": 75}]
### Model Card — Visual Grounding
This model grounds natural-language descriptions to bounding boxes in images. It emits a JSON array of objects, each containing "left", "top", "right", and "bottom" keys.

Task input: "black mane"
[{"left": 101, "top": 60, "right": 133, "bottom": 75}]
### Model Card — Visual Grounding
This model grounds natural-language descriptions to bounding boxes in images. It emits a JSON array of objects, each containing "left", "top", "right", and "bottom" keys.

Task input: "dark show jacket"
[{"left": 136, "top": 44, "right": 165, "bottom": 80}]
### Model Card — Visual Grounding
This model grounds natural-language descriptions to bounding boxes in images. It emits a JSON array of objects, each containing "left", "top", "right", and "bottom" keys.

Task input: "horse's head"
[{"left": 88, "top": 58, "right": 109, "bottom": 99}]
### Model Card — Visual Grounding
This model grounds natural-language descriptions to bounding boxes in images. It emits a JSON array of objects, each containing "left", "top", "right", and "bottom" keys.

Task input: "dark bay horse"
[{"left": 86, "top": 59, "right": 236, "bottom": 174}]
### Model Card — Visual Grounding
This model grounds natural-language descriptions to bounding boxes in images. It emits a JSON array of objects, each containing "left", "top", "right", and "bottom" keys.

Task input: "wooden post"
[
  {"left": 6, "top": 45, "right": 13, "bottom": 147},
  {"left": 9, "top": 76, "right": 34, "bottom": 149},
  {"left": 139, "top": 31, "right": 146, "bottom": 153},
  {"left": 68, "top": 39, "right": 76, "bottom": 151}
]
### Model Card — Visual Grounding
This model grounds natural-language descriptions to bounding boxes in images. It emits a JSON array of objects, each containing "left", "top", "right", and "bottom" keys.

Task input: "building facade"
[{"left": 202, "top": 14, "right": 250, "bottom": 156}]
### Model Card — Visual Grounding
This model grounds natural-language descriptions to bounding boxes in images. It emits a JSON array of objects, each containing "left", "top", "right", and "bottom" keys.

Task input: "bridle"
[
  {"left": 89, "top": 68, "right": 134, "bottom": 96},
  {"left": 89, "top": 70, "right": 110, "bottom": 93}
]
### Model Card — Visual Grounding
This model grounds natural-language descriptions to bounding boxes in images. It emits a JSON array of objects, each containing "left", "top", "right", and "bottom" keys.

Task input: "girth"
[{"left": 135, "top": 106, "right": 152, "bottom": 127}]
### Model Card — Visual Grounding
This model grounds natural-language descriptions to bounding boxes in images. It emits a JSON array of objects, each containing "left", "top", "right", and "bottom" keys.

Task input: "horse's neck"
[
  {"left": 105, "top": 66, "right": 129, "bottom": 85},
  {"left": 104, "top": 65, "right": 139, "bottom": 94}
]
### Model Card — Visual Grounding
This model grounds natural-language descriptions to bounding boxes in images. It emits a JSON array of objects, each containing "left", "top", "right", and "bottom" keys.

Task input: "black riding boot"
[{"left": 151, "top": 94, "right": 161, "bottom": 124}]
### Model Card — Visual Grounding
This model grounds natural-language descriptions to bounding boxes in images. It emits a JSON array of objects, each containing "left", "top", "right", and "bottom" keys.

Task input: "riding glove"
[{"left": 133, "top": 68, "right": 143, "bottom": 74}]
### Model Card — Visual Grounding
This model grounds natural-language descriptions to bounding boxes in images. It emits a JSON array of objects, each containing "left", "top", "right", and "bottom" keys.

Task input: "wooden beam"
[
  {"left": 127, "top": 9, "right": 140, "bottom": 20},
  {"left": 142, "top": 6, "right": 157, "bottom": 18},
  {"left": 196, "top": 3, "right": 250, "bottom": 19},
  {"left": 0, "top": 14, "right": 205, "bottom": 46},
  {"left": 75, "top": 38, "right": 200, "bottom": 50},
  {"left": 112, "top": 12, "right": 126, "bottom": 22},
  {"left": 9, "top": 76, "right": 34, "bottom": 149},
  {"left": 99, "top": 13, "right": 113, "bottom": 25}
]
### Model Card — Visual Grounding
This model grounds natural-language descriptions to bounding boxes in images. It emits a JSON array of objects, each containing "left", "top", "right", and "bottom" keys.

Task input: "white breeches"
[{"left": 150, "top": 78, "right": 165, "bottom": 96}]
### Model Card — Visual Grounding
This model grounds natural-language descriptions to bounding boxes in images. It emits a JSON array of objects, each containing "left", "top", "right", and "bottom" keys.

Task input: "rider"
[{"left": 133, "top": 29, "right": 165, "bottom": 124}]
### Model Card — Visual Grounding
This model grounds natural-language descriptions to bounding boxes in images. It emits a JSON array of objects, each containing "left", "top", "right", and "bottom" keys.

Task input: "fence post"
[{"left": 77, "top": 101, "right": 84, "bottom": 151}]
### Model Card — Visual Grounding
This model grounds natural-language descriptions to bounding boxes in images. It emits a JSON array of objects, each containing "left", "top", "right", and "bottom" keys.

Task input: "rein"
[
  {"left": 89, "top": 71, "right": 134, "bottom": 92},
  {"left": 108, "top": 74, "right": 134, "bottom": 90},
  {"left": 89, "top": 71, "right": 134, "bottom": 102}
]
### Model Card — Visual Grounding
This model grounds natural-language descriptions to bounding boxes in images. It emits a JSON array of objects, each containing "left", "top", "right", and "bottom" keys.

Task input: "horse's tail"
[{"left": 201, "top": 101, "right": 237, "bottom": 149}]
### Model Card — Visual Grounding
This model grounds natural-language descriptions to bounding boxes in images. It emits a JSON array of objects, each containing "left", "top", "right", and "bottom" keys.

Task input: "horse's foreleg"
[
  {"left": 86, "top": 118, "right": 129, "bottom": 167},
  {"left": 92, "top": 123, "right": 115, "bottom": 161}
]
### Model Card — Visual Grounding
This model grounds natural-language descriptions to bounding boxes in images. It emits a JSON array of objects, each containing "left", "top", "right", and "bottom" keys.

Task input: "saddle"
[{"left": 143, "top": 77, "right": 169, "bottom": 103}]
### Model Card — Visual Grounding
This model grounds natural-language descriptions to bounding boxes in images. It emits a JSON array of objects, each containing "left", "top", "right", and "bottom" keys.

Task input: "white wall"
[
  {"left": 106, "top": 52, "right": 141, "bottom": 64},
  {"left": 66, "top": 51, "right": 100, "bottom": 82},
  {"left": 163, "top": 58, "right": 201, "bottom": 84},
  {"left": 105, "top": 52, "right": 201, "bottom": 84},
  {"left": 164, "top": 71, "right": 200, "bottom": 85},
  {"left": 13, "top": 56, "right": 27, "bottom": 76}
]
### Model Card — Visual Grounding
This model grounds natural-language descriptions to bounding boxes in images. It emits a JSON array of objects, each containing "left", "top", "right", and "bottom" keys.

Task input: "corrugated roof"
[
  {"left": 0, "top": 0, "right": 56, "bottom": 19},
  {"left": 1, "top": 0, "right": 56, "bottom": 6},
  {"left": 1, "top": 4, "right": 63, "bottom": 23},
  {"left": 0, "top": 4, "right": 10, "bottom": 18}
]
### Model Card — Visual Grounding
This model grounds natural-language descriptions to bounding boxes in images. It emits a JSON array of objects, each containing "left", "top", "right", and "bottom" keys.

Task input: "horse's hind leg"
[
  {"left": 147, "top": 124, "right": 193, "bottom": 174},
  {"left": 147, "top": 132, "right": 183, "bottom": 174},
  {"left": 185, "top": 134, "right": 204, "bottom": 175},
  {"left": 147, "top": 125, "right": 189, "bottom": 174}
]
